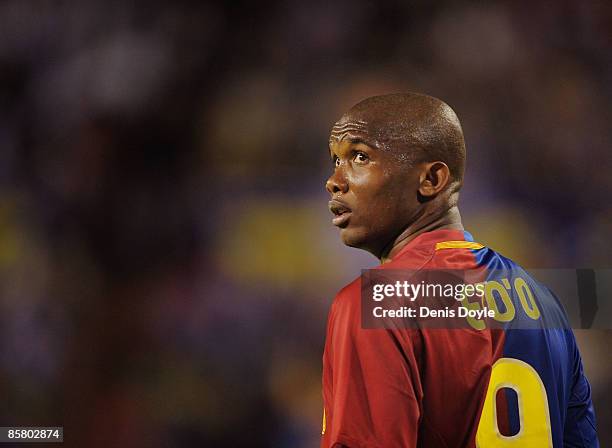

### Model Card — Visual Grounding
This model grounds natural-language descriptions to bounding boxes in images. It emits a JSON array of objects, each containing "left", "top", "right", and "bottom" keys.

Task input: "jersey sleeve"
[
  {"left": 563, "top": 331, "right": 599, "bottom": 447},
  {"left": 322, "top": 283, "right": 422, "bottom": 448}
]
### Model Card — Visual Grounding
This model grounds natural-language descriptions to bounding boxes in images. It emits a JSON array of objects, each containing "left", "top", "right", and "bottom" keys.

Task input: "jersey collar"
[{"left": 390, "top": 229, "right": 472, "bottom": 262}]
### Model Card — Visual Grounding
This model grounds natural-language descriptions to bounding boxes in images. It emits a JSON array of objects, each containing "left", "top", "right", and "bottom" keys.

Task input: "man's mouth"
[{"left": 328, "top": 199, "right": 352, "bottom": 228}]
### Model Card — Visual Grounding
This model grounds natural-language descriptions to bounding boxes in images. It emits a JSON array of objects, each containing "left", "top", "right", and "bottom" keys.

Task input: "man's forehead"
[
  {"left": 328, "top": 112, "right": 409, "bottom": 159},
  {"left": 328, "top": 130, "right": 380, "bottom": 150},
  {"left": 332, "top": 113, "right": 367, "bottom": 128},
  {"left": 329, "top": 114, "right": 376, "bottom": 145}
]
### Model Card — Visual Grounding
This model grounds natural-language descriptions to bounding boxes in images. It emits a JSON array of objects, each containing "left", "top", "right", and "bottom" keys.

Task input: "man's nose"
[{"left": 326, "top": 169, "right": 348, "bottom": 194}]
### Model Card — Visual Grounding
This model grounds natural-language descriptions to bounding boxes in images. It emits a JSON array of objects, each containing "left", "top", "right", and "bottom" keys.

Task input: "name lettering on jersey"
[{"left": 463, "top": 277, "right": 541, "bottom": 330}]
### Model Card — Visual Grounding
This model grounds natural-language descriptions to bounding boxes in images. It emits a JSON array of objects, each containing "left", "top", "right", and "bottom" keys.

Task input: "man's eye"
[
  {"left": 333, "top": 157, "right": 340, "bottom": 167},
  {"left": 354, "top": 152, "right": 369, "bottom": 163}
]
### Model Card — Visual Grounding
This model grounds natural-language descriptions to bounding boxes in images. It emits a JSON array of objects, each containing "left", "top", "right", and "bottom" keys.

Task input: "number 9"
[{"left": 476, "top": 358, "right": 553, "bottom": 447}]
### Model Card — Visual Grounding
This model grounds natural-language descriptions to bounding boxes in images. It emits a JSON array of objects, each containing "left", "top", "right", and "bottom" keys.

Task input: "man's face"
[{"left": 326, "top": 128, "right": 422, "bottom": 258}]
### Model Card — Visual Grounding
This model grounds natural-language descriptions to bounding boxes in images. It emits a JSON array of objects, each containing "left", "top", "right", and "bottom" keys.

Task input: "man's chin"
[
  {"left": 339, "top": 227, "right": 384, "bottom": 258},
  {"left": 340, "top": 228, "right": 367, "bottom": 249}
]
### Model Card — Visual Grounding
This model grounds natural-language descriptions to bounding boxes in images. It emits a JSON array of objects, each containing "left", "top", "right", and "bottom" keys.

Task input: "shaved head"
[{"left": 330, "top": 92, "right": 466, "bottom": 191}]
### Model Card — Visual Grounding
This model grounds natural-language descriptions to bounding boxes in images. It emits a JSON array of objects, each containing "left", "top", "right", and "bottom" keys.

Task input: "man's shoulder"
[{"left": 332, "top": 276, "right": 362, "bottom": 308}]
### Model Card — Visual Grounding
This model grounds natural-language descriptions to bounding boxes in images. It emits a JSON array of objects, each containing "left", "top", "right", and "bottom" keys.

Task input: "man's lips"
[{"left": 328, "top": 199, "right": 352, "bottom": 227}]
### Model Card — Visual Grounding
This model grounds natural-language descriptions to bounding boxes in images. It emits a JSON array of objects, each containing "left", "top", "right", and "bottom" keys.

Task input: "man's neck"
[{"left": 379, "top": 206, "right": 464, "bottom": 264}]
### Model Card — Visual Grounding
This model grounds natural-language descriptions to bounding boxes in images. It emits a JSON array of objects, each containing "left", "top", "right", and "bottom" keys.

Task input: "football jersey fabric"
[{"left": 320, "top": 229, "right": 598, "bottom": 448}]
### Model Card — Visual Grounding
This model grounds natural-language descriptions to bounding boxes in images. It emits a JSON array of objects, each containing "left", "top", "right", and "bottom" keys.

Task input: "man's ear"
[{"left": 418, "top": 161, "right": 451, "bottom": 197}]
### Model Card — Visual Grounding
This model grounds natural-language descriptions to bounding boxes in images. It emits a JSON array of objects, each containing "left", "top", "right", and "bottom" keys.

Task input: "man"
[{"left": 321, "top": 93, "right": 598, "bottom": 447}]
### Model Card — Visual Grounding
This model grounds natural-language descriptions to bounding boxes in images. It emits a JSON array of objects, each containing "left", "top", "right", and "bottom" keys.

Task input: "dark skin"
[{"left": 326, "top": 93, "right": 465, "bottom": 263}]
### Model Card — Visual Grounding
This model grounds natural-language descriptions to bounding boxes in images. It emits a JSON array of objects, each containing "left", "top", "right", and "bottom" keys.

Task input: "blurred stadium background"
[{"left": 0, "top": 0, "right": 610, "bottom": 446}]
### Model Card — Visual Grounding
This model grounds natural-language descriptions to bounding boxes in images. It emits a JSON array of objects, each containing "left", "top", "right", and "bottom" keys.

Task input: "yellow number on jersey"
[{"left": 476, "top": 358, "right": 553, "bottom": 447}]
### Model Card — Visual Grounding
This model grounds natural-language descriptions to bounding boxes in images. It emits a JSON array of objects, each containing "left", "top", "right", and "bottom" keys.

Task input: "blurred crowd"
[{"left": 0, "top": 0, "right": 610, "bottom": 446}]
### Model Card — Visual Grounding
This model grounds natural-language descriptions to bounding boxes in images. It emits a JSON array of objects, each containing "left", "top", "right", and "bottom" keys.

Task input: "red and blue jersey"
[{"left": 321, "top": 229, "right": 598, "bottom": 447}]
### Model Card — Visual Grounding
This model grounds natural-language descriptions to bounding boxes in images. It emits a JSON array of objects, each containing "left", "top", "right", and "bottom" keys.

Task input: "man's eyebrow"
[
  {"left": 346, "top": 137, "right": 370, "bottom": 146},
  {"left": 329, "top": 135, "right": 379, "bottom": 151},
  {"left": 344, "top": 136, "right": 379, "bottom": 149}
]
